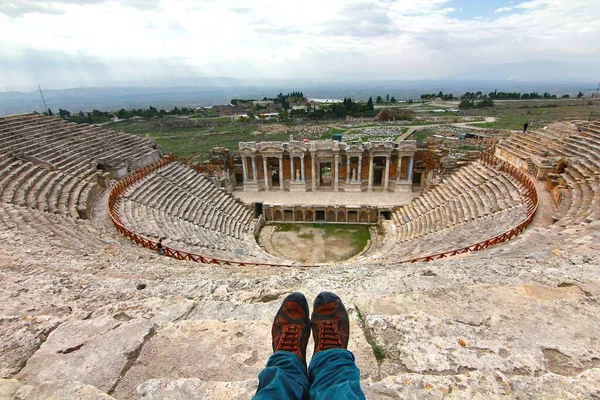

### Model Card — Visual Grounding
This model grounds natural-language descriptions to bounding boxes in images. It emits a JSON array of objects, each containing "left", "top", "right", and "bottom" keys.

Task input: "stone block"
[
  {"left": 135, "top": 378, "right": 256, "bottom": 400},
  {"left": 0, "top": 316, "right": 61, "bottom": 378},
  {"left": 17, "top": 318, "right": 156, "bottom": 393},
  {"left": 357, "top": 285, "right": 599, "bottom": 378},
  {"left": 112, "top": 319, "right": 271, "bottom": 398},
  {"left": 20, "top": 380, "right": 114, "bottom": 399}
]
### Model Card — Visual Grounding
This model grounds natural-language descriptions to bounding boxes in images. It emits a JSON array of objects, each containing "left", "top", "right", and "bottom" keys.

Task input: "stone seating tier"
[
  {"left": 496, "top": 122, "right": 600, "bottom": 227},
  {"left": 387, "top": 160, "right": 529, "bottom": 253},
  {"left": 0, "top": 114, "right": 156, "bottom": 170},
  {"left": 0, "top": 114, "right": 160, "bottom": 219},
  {"left": 118, "top": 161, "right": 269, "bottom": 262}
]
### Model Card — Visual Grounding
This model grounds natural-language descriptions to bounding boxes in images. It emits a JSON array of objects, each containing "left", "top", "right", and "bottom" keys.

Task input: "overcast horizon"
[{"left": 1, "top": 0, "right": 600, "bottom": 92}]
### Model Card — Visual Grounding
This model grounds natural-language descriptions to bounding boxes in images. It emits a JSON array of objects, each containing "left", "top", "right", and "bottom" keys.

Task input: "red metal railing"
[
  {"left": 109, "top": 153, "right": 537, "bottom": 267},
  {"left": 107, "top": 155, "right": 303, "bottom": 267},
  {"left": 399, "top": 152, "right": 539, "bottom": 263}
]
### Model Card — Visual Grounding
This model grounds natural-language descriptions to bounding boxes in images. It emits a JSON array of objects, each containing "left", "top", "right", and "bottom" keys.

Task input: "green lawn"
[
  {"left": 467, "top": 101, "right": 597, "bottom": 130},
  {"left": 408, "top": 129, "right": 436, "bottom": 141},
  {"left": 101, "top": 100, "right": 598, "bottom": 161},
  {"left": 310, "top": 223, "right": 371, "bottom": 253},
  {"left": 328, "top": 127, "right": 348, "bottom": 136},
  {"left": 106, "top": 119, "right": 292, "bottom": 161}
]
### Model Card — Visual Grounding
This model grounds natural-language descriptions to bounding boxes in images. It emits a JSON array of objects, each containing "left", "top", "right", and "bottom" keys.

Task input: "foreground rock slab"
[
  {"left": 136, "top": 378, "right": 256, "bottom": 400},
  {"left": 113, "top": 319, "right": 271, "bottom": 398},
  {"left": 17, "top": 318, "right": 156, "bottom": 393},
  {"left": 0, "top": 316, "right": 61, "bottom": 379}
]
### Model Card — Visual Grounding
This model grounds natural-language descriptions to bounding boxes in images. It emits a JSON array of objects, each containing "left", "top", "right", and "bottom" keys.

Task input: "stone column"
[
  {"left": 383, "top": 155, "right": 390, "bottom": 191},
  {"left": 311, "top": 151, "right": 317, "bottom": 191},
  {"left": 358, "top": 155, "right": 363, "bottom": 184},
  {"left": 368, "top": 154, "right": 374, "bottom": 192},
  {"left": 396, "top": 156, "right": 403, "bottom": 183},
  {"left": 300, "top": 156, "right": 305, "bottom": 182},
  {"left": 252, "top": 156, "right": 258, "bottom": 182},
  {"left": 263, "top": 156, "right": 269, "bottom": 190},
  {"left": 241, "top": 156, "right": 249, "bottom": 182},
  {"left": 278, "top": 155, "right": 284, "bottom": 190},
  {"left": 346, "top": 156, "right": 351, "bottom": 184},
  {"left": 408, "top": 156, "right": 414, "bottom": 182},
  {"left": 290, "top": 156, "right": 295, "bottom": 181},
  {"left": 334, "top": 153, "right": 339, "bottom": 191}
]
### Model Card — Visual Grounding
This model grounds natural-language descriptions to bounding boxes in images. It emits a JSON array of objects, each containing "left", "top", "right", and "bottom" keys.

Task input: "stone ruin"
[{"left": 0, "top": 114, "right": 599, "bottom": 399}]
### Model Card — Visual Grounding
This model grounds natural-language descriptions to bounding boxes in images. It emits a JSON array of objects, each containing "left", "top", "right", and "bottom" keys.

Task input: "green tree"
[
  {"left": 376, "top": 96, "right": 383, "bottom": 104},
  {"left": 390, "top": 96, "right": 397, "bottom": 103},
  {"left": 58, "top": 108, "right": 70, "bottom": 119},
  {"left": 46, "top": 108, "right": 53, "bottom": 116},
  {"left": 367, "top": 97, "right": 374, "bottom": 110},
  {"left": 386, "top": 94, "right": 390, "bottom": 102},
  {"left": 577, "top": 91, "right": 584, "bottom": 98}
]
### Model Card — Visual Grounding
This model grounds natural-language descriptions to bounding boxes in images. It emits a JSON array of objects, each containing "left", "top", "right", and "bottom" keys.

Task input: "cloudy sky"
[{"left": 1, "top": 0, "right": 599, "bottom": 91}]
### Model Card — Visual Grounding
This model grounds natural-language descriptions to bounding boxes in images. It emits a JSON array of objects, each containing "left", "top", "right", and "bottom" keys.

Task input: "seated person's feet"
[
  {"left": 272, "top": 292, "right": 311, "bottom": 366},
  {"left": 311, "top": 291, "right": 350, "bottom": 353}
]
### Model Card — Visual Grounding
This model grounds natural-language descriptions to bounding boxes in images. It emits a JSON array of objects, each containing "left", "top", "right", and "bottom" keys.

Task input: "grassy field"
[
  {"left": 467, "top": 100, "right": 598, "bottom": 130},
  {"left": 407, "top": 128, "right": 437, "bottom": 141},
  {"left": 328, "top": 127, "right": 348, "bottom": 135},
  {"left": 310, "top": 223, "right": 371, "bottom": 252},
  {"left": 104, "top": 99, "right": 599, "bottom": 160},
  {"left": 106, "top": 119, "right": 293, "bottom": 161},
  {"left": 269, "top": 223, "right": 371, "bottom": 262}
]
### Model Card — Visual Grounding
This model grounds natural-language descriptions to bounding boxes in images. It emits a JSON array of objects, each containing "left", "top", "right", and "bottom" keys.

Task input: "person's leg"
[
  {"left": 308, "top": 291, "right": 365, "bottom": 400},
  {"left": 309, "top": 349, "right": 364, "bottom": 400},
  {"left": 253, "top": 292, "right": 312, "bottom": 400},
  {"left": 254, "top": 351, "right": 309, "bottom": 400}
]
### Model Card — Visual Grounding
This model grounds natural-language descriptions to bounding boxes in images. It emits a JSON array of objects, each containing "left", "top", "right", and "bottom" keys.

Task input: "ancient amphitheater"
[{"left": 1, "top": 113, "right": 599, "bottom": 399}]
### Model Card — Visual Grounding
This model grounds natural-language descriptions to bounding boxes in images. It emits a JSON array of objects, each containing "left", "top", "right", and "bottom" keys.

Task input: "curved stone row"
[
  {"left": 118, "top": 161, "right": 283, "bottom": 263},
  {"left": 495, "top": 121, "right": 600, "bottom": 226},
  {"left": 360, "top": 158, "right": 531, "bottom": 262},
  {"left": 0, "top": 114, "right": 159, "bottom": 219}
]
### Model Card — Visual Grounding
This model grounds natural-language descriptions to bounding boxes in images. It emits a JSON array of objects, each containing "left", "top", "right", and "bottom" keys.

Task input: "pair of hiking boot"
[{"left": 271, "top": 291, "right": 349, "bottom": 366}]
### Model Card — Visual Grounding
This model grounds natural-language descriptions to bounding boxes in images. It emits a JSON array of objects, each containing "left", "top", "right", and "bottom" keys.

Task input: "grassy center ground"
[{"left": 260, "top": 223, "right": 371, "bottom": 264}]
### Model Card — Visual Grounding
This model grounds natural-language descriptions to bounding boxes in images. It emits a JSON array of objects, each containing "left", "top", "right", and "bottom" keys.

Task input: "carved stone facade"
[
  {"left": 263, "top": 204, "right": 383, "bottom": 223},
  {"left": 238, "top": 140, "right": 417, "bottom": 192}
]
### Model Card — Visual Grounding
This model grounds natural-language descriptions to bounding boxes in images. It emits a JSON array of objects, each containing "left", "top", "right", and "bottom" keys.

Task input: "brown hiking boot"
[
  {"left": 271, "top": 292, "right": 311, "bottom": 366},
  {"left": 311, "top": 291, "right": 350, "bottom": 353}
]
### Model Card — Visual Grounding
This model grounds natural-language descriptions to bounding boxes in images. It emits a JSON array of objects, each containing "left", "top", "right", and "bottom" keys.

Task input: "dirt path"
[
  {"left": 327, "top": 117, "right": 500, "bottom": 142},
  {"left": 529, "top": 178, "right": 556, "bottom": 228},
  {"left": 397, "top": 117, "right": 499, "bottom": 141},
  {"left": 310, "top": 228, "right": 326, "bottom": 264}
]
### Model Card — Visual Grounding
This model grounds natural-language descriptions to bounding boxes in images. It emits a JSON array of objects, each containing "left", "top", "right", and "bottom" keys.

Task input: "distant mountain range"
[
  {"left": 1, "top": 77, "right": 597, "bottom": 116},
  {"left": 449, "top": 60, "right": 599, "bottom": 83}
]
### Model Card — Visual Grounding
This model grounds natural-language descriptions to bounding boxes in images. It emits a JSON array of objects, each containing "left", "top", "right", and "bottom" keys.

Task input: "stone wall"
[{"left": 263, "top": 204, "right": 384, "bottom": 224}]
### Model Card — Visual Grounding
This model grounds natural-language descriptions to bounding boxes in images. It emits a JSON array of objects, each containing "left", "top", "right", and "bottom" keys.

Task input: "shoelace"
[
  {"left": 276, "top": 325, "right": 300, "bottom": 352},
  {"left": 318, "top": 321, "right": 342, "bottom": 350}
]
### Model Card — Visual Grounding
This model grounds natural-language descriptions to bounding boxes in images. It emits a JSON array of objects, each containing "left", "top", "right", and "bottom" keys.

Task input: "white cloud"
[{"left": 0, "top": 0, "right": 599, "bottom": 90}]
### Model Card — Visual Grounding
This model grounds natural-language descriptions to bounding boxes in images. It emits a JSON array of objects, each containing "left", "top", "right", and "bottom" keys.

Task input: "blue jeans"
[{"left": 253, "top": 349, "right": 365, "bottom": 400}]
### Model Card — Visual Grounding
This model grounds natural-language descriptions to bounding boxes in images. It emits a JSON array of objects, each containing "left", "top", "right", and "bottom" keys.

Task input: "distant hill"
[
  {"left": 448, "top": 60, "right": 599, "bottom": 83},
  {"left": 1, "top": 79, "right": 596, "bottom": 115}
]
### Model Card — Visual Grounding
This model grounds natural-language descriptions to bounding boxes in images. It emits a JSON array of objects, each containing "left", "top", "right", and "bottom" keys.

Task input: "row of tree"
[
  {"left": 458, "top": 98, "right": 494, "bottom": 109},
  {"left": 421, "top": 92, "right": 455, "bottom": 100},
  {"left": 284, "top": 97, "right": 376, "bottom": 120},
  {"left": 46, "top": 106, "right": 198, "bottom": 123},
  {"left": 422, "top": 90, "right": 585, "bottom": 101},
  {"left": 375, "top": 95, "right": 397, "bottom": 103}
]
